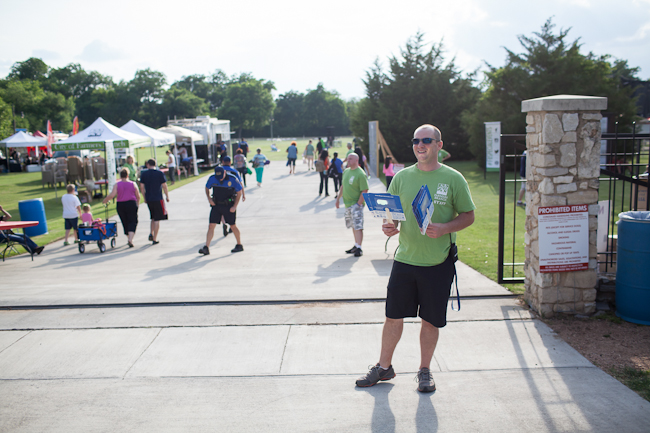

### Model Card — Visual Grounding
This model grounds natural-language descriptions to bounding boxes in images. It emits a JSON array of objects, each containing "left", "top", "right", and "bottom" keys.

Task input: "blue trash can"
[
  {"left": 616, "top": 211, "right": 650, "bottom": 325},
  {"left": 18, "top": 198, "right": 48, "bottom": 237}
]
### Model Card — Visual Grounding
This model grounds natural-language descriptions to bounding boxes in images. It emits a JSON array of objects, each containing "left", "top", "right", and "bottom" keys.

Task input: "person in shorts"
[
  {"left": 335, "top": 153, "right": 369, "bottom": 257},
  {"left": 61, "top": 184, "right": 82, "bottom": 245},
  {"left": 355, "top": 124, "right": 476, "bottom": 393},
  {"left": 199, "top": 166, "right": 243, "bottom": 255},
  {"left": 139, "top": 159, "right": 170, "bottom": 245},
  {"left": 286, "top": 141, "right": 298, "bottom": 174}
]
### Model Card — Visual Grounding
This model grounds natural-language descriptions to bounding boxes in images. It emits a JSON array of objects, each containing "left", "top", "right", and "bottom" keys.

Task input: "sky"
[{"left": 1, "top": 0, "right": 649, "bottom": 101}]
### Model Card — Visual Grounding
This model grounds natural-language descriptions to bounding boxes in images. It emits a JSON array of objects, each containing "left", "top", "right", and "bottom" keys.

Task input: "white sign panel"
[
  {"left": 484, "top": 121, "right": 501, "bottom": 172},
  {"left": 538, "top": 204, "right": 589, "bottom": 273},
  {"left": 597, "top": 200, "right": 610, "bottom": 252},
  {"left": 105, "top": 140, "right": 117, "bottom": 194}
]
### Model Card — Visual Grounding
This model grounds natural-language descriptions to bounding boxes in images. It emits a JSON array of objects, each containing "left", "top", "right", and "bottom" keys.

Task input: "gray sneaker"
[
  {"left": 356, "top": 364, "right": 395, "bottom": 387},
  {"left": 416, "top": 367, "right": 436, "bottom": 393}
]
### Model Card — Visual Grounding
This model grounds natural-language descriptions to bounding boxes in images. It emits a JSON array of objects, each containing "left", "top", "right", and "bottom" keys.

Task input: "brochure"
[
  {"left": 362, "top": 193, "right": 406, "bottom": 223},
  {"left": 412, "top": 185, "right": 435, "bottom": 235}
]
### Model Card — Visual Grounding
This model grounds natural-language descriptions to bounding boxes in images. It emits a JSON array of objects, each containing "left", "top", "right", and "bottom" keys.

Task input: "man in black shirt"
[{"left": 139, "top": 159, "right": 170, "bottom": 245}]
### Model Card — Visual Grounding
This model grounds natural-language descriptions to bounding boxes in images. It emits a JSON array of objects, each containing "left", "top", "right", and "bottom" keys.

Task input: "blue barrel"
[
  {"left": 18, "top": 198, "right": 48, "bottom": 237},
  {"left": 616, "top": 211, "right": 650, "bottom": 325}
]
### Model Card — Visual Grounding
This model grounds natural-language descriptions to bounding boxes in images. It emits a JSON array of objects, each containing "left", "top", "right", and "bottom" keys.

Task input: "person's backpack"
[{"left": 315, "top": 160, "right": 325, "bottom": 172}]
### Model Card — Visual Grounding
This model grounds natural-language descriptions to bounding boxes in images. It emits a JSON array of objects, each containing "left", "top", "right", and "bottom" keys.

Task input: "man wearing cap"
[
  {"left": 199, "top": 166, "right": 244, "bottom": 255},
  {"left": 220, "top": 156, "right": 245, "bottom": 237}
]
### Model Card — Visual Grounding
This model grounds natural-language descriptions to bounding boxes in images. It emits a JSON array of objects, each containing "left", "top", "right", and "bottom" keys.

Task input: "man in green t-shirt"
[
  {"left": 356, "top": 124, "right": 475, "bottom": 393},
  {"left": 335, "top": 153, "right": 369, "bottom": 257},
  {"left": 342, "top": 142, "right": 355, "bottom": 167},
  {"left": 438, "top": 148, "right": 451, "bottom": 163}
]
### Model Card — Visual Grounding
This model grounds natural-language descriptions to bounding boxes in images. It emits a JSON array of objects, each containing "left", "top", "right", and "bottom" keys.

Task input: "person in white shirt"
[
  {"left": 61, "top": 184, "right": 82, "bottom": 245},
  {"left": 166, "top": 150, "right": 176, "bottom": 185}
]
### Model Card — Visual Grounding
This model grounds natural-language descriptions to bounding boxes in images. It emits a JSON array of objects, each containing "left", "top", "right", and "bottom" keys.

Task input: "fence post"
[{"left": 521, "top": 95, "right": 607, "bottom": 317}]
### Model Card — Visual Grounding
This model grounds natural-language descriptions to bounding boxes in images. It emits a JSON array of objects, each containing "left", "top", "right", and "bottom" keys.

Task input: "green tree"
[
  {"left": 7, "top": 57, "right": 49, "bottom": 82},
  {"left": 273, "top": 91, "right": 305, "bottom": 136},
  {"left": 0, "top": 79, "right": 74, "bottom": 132},
  {"left": 302, "top": 84, "right": 350, "bottom": 136},
  {"left": 172, "top": 70, "right": 228, "bottom": 114},
  {"left": 160, "top": 87, "right": 209, "bottom": 122},
  {"left": 0, "top": 96, "right": 13, "bottom": 140},
  {"left": 350, "top": 33, "right": 479, "bottom": 162},
  {"left": 219, "top": 76, "right": 275, "bottom": 137},
  {"left": 462, "top": 18, "right": 640, "bottom": 166},
  {"left": 45, "top": 63, "right": 114, "bottom": 127}
]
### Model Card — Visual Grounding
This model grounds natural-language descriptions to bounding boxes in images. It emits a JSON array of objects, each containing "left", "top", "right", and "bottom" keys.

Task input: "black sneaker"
[
  {"left": 34, "top": 246, "right": 44, "bottom": 255},
  {"left": 416, "top": 367, "right": 436, "bottom": 393},
  {"left": 148, "top": 234, "right": 154, "bottom": 241},
  {"left": 199, "top": 246, "right": 210, "bottom": 255},
  {"left": 223, "top": 224, "right": 229, "bottom": 237},
  {"left": 354, "top": 248, "right": 363, "bottom": 257},
  {"left": 345, "top": 246, "right": 358, "bottom": 254},
  {"left": 356, "top": 364, "right": 395, "bottom": 387},
  {"left": 231, "top": 244, "right": 244, "bottom": 253}
]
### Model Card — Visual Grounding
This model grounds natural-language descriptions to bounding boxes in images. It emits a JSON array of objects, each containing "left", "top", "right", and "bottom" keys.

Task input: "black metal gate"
[
  {"left": 496, "top": 124, "right": 649, "bottom": 283},
  {"left": 497, "top": 134, "right": 527, "bottom": 284}
]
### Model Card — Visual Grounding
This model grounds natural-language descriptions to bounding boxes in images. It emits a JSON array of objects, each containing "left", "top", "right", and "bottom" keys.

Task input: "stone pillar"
[{"left": 521, "top": 95, "right": 607, "bottom": 317}]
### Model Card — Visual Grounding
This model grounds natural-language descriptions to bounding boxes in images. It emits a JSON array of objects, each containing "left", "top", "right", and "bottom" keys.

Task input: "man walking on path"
[
  {"left": 355, "top": 124, "right": 475, "bottom": 393},
  {"left": 286, "top": 141, "right": 298, "bottom": 174},
  {"left": 305, "top": 140, "right": 315, "bottom": 170},
  {"left": 199, "top": 167, "right": 244, "bottom": 255},
  {"left": 139, "top": 159, "right": 170, "bottom": 245},
  {"left": 335, "top": 153, "right": 368, "bottom": 257},
  {"left": 220, "top": 156, "right": 245, "bottom": 237}
]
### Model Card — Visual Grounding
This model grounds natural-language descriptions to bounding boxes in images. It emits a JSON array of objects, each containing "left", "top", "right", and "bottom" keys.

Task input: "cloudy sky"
[{"left": 1, "top": 0, "right": 649, "bottom": 100}]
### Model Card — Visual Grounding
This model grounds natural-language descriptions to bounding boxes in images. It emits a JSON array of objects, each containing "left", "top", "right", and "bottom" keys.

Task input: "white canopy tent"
[
  {"left": 0, "top": 131, "right": 47, "bottom": 171},
  {"left": 53, "top": 117, "right": 151, "bottom": 192},
  {"left": 157, "top": 125, "right": 203, "bottom": 176},
  {"left": 120, "top": 120, "right": 176, "bottom": 160}
]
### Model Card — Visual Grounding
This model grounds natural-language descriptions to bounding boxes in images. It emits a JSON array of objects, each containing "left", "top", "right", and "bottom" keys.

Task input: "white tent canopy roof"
[
  {"left": 158, "top": 125, "right": 204, "bottom": 142},
  {"left": 0, "top": 131, "right": 47, "bottom": 148},
  {"left": 120, "top": 120, "right": 176, "bottom": 148},
  {"left": 53, "top": 117, "right": 151, "bottom": 151}
]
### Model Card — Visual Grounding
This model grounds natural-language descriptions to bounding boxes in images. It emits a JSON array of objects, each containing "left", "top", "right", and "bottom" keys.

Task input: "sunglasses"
[{"left": 411, "top": 137, "right": 439, "bottom": 145}]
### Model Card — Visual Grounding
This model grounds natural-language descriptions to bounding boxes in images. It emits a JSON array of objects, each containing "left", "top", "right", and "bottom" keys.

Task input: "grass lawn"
[{"left": 0, "top": 169, "right": 211, "bottom": 255}]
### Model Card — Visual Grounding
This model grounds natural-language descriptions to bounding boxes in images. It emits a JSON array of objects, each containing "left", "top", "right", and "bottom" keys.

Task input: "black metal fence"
[{"left": 496, "top": 125, "right": 650, "bottom": 283}]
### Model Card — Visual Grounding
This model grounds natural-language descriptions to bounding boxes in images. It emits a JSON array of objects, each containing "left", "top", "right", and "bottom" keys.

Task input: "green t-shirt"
[
  {"left": 306, "top": 144, "right": 314, "bottom": 156},
  {"left": 341, "top": 167, "right": 369, "bottom": 208},
  {"left": 438, "top": 149, "right": 450, "bottom": 162},
  {"left": 388, "top": 164, "right": 475, "bottom": 267},
  {"left": 346, "top": 149, "right": 354, "bottom": 157},
  {"left": 123, "top": 163, "right": 137, "bottom": 182}
]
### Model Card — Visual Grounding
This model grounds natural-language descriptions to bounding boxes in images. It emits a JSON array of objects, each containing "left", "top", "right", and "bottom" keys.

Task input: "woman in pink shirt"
[
  {"left": 383, "top": 156, "right": 395, "bottom": 191},
  {"left": 103, "top": 168, "right": 140, "bottom": 247}
]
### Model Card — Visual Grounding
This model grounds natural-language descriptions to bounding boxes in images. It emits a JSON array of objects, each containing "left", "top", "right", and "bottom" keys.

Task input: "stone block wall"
[{"left": 522, "top": 95, "right": 607, "bottom": 317}]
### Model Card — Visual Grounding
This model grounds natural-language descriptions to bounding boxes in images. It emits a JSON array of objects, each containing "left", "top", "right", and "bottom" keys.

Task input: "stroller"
[{"left": 77, "top": 205, "right": 118, "bottom": 253}]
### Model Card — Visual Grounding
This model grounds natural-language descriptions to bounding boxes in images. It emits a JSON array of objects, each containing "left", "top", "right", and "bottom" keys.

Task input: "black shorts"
[
  {"left": 209, "top": 204, "right": 236, "bottom": 225},
  {"left": 147, "top": 200, "right": 168, "bottom": 221},
  {"left": 64, "top": 218, "right": 78, "bottom": 230},
  {"left": 287, "top": 157, "right": 296, "bottom": 166},
  {"left": 385, "top": 257, "right": 456, "bottom": 328}
]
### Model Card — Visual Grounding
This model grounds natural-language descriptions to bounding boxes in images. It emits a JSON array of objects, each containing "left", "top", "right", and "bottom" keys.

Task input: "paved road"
[{"left": 1, "top": 161, "right": 648, "bottom": 432}]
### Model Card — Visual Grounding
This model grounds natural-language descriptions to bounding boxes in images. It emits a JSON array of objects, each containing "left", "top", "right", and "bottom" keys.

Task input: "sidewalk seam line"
[
  {"left": 122, "top": 327, "right": 163, "bottom": 380},
  {"left": 0, "top": 329, "right": 32, "bottom": 356},
  {"left": 278, "top": 325, "right": 292, "bottom": 374}
]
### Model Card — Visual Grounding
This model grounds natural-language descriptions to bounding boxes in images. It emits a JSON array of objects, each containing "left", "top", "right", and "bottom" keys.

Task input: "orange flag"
[{"left": 72, "top": 116, "right": 79, "bottom": 135}]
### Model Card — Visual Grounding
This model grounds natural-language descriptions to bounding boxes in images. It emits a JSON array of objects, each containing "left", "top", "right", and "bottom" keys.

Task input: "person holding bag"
[
  {"left": 251, "top": 148, "right": 267, "bottom": 187},
  {"left": 317, "top": 149, "right": 330, "bottom": 197}
]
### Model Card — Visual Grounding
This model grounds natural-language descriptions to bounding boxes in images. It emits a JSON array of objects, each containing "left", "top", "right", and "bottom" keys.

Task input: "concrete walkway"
[{"left": 1, "top": 161, "right": 649, "bottom": 432}]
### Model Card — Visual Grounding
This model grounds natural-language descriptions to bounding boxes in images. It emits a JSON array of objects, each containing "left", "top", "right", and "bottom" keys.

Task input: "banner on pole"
[{"left": 484, "top": 121, "right": 501, "bottom": 172}]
